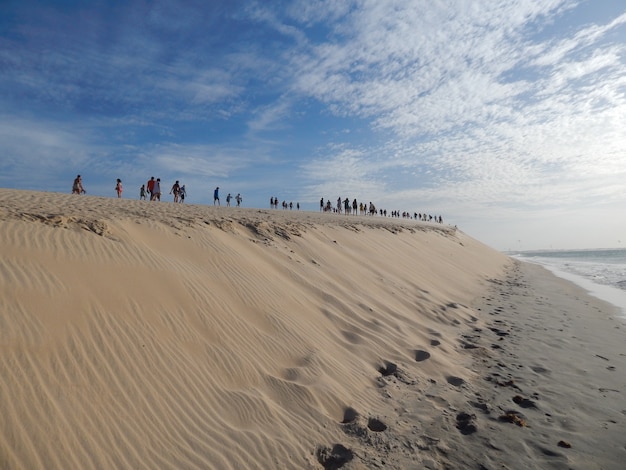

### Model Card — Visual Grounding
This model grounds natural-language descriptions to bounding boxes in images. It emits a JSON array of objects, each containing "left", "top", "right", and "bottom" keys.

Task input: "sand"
[{"left": 0, "top": 189, "right": 624, "bottom": 469}]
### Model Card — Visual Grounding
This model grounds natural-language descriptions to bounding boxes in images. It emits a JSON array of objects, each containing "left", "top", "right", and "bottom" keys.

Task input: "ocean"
[{"left": 512, "top": 248, "right": 626, "bottom": 318}]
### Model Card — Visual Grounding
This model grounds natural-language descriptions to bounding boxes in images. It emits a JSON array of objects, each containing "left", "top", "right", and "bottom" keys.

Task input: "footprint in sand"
[
  {"left": 316, "top": 444, "right": 354, "bottom": 469},
  {"left": 489, "top": 327, "right": 509, "bottom": 337},
  {"left": 470, "top": 401, "right": 490, "bottom": 414},
  {"left": 456, "top": 412, "right": 477, "bottom": 435},
  {"left": 367, "top": 417, "right": 387, "bottom": 432},
  {"left": 341, "top": 407, "right": 359, "bottom": 424},
  {"left": 447, "top": 376, "right": 465, "bottom": 387},
  {"left": 378, "top": 361, "right": 397, "bottom": 377},
  {"left": 415, "top": 350, "right": 431, "bottom": 362},
  {"left": 513, "top": 395, "right": 538, "bottom": 409}
]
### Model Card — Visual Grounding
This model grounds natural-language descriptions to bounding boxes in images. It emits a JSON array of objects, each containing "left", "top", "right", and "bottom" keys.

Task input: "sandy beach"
[{"left": 0, "top": 189, "right": 624, "bottom": 469}]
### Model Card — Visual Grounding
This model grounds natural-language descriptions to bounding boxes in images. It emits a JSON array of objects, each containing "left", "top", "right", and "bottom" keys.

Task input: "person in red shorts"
[{"left": 147, "top": 176, "right": 155, "bottom": 200}]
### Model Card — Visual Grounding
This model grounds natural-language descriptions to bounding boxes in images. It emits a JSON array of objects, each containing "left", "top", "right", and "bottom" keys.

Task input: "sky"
[{"left": 1, "top": 0, "right": 626, "bottom": 251}]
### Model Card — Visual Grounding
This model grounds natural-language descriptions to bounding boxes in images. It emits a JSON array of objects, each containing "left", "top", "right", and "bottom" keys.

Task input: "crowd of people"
[
  {"left": 317, "top": 196, "right": 444, "bottom": 223},
  {"left": 140, "top": 177, "right": 188, "bottom": 203},
  {"left": 269, "top": 197, "right": 299, "bottom": 210},
  {"left": 70, "top": 176, "right": 443, "bottom": 223},
  {"left": 213, "top": 187, "right": 243, "bottom": 207},
  {"left": 72, "top": 175, "right": 249, "bottom": 208}
]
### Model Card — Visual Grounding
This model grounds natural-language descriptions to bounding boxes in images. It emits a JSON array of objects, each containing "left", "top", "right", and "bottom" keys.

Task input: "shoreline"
[
  {"left": 521, "top": 259, "right": 626, "bottom": 319},
  {"left": 465, "top": 260, "right": 626, "bottom": 469}
]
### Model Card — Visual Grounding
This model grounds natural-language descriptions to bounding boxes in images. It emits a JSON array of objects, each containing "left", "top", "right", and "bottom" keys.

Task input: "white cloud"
[
  {"left": 0, "top": 117, "right": 93, "bottom": 165},
  {"left": 247, "top": 98, "right": 293, "bottom": 132},
  {"left": 288, "top": 1, "right": 626, "bottom": 220}
]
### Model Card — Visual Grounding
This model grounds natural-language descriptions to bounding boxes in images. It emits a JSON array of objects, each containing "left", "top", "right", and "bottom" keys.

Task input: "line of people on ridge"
[
  {"left": 72, "top": 176, "right": 439, "bottom": 221},
  {"left": 72, "top": 175, "right": 242, "bottom": 207},
  {"left": 140, "top": 177, "right": 187, "bottom": 203},
  {"left": 212, "top": 187, "right": 243, "bottom": 207},
  {"left": 269, "top": 197, "right": 300, "bottom": 210},
  {"left": 318, "top": 197, "right": 444, "bottom": 223}
]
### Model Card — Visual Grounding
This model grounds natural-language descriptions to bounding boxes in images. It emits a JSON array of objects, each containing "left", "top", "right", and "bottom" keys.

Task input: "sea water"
[{"left": 512, "top": 248, "right": 626, "bottom": 317}]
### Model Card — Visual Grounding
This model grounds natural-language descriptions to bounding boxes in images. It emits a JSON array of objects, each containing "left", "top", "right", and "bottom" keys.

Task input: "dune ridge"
[{"left": 2, "top": 189, "right": 513, "bottom": 468}]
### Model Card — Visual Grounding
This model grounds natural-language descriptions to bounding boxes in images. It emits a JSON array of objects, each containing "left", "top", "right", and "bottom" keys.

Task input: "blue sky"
[{"left": 2, "top": 0, "right": 626, "bottom": 251}]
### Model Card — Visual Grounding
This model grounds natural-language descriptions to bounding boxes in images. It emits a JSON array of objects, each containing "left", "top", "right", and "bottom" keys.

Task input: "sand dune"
[{"left": 2, "top": 189, "right": 623, "bottom": 469}]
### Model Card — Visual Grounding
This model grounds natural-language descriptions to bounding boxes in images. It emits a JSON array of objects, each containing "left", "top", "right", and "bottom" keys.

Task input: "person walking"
[
  {"left": 214, "top": 187, "right": 220, "bottom": 206},
  {"left": 170, "top": 180, "right": 181, "bottom": 202},
  {"left": 236, "top": 193, "right": 242, "bottom": 207},
  {"left": 147, "top": 177, "right": 155, "bottom": 200},
  {"left": 115, "top": 179, "right": 123, "bottom": 198},
  {"left": 179, "top": 185, "right": 186, "bottom": 203},
  {"left": 152, "top": 178, "right": 162, "bottom": 201},
  {"left": 72, "top": 175, "right": 85, "bottom": 194}
]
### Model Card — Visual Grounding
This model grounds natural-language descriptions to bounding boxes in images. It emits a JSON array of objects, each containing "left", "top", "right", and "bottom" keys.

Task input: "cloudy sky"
[{"left": 2, "top": 0, "right": 626, "bottom": 251}]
